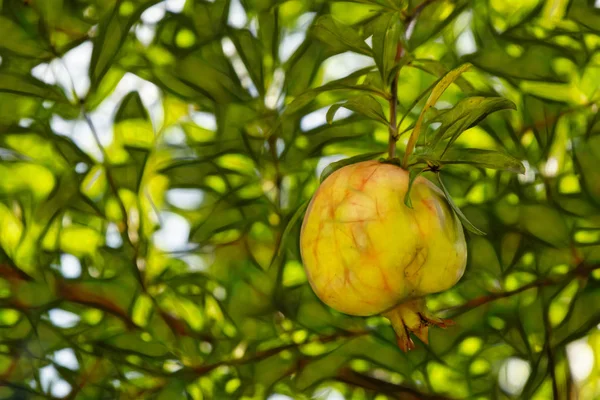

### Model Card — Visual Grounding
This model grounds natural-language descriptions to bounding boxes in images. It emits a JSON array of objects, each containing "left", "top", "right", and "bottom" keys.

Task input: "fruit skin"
[{"left": 300, "top": 160, "right": 466, "bottom": 350}]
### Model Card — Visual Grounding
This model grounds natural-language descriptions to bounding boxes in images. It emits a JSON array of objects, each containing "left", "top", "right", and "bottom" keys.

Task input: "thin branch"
[
  {"left": 187, "top": 329, "right": 369, "bottom": 377},
  {"left": 544, "top": 313, "right": 560, "bottom": 400},
  {"left": 65, "top": 358, "right": 102, "bottom": 400},
  {"left": 56, "top": 280, "right": 139, "bottom": 329},
  {"left": 441, "top": 263, "right": 600, "bottom": 318},
  {"left": 337, "top": 368, "right": 452, "bottom": 400},
  {"left": 0, "top": 264, "right": 33, "bottom": 282}
]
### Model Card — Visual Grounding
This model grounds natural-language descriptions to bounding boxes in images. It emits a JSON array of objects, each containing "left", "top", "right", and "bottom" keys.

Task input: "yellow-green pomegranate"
[{"left": 300, "top": 160, "right": 467, "bottom": 350}]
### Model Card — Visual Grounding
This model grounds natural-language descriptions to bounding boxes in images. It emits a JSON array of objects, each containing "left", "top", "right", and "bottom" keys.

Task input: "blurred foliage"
[{"left": 1, "top": 0, "right": 600, "bottom": 399}]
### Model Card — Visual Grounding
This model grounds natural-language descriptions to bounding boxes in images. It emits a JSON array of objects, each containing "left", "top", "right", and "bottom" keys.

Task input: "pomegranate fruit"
[{"left": 300, "top": 160, "right": 467, "bottom": 350}]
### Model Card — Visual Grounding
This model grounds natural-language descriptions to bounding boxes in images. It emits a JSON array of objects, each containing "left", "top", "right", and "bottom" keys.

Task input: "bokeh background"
[{"left": 1, "top": 0, "right": 600, "bottom": 398}]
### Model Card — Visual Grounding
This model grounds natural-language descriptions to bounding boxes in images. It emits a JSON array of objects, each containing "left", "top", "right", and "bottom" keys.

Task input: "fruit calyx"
[{"left": 383, "top": 298, "right": 454, "bottom": 352}]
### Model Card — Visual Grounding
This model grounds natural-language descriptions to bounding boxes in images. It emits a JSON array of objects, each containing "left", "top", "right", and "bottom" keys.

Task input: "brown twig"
[
  {"left": 544, "top": 314, "right": 560, "bottom": 400},
  {"left": 65, "top": 358, "right": 102, "bottom": 400},
  {"left": 337, "top": 368, "right": 453, "bottom": 400},
  {"left": 56, "top": 280, "right": 138, "bottom": 329},
  {"left": 441, "top": 263, "right": 600, "bottom": 318},
  {"left": 187, "top": 329, "right": 369, "bottom": 377}
]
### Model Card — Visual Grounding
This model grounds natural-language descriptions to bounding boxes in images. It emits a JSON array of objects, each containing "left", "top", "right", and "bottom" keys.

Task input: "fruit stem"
[{"left": 383, "top": 298, "right": 454, "bottom": 352}]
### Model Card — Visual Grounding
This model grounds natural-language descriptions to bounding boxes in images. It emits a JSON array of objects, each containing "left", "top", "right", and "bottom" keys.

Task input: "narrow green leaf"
[
  {"left": 574, "top": 137, "right": 600, "bottom": 205},
  {"left": 85, "top": 68, "right": 126, "bottom": 110},
  {"left": 408, "top": 0, "right": 469, "bottom": 48},
  {"left": 403, "top": 63, "right": 472, "bottom": 167},
  {"left": 568, "top": 0, "right": 600, "bottom": 33},
  {"left": 397, "top": 77, "right": 440, "bottom": 130},
  {"left": 467, "top": 40, "right": 570, "bottom": 82},
  {"left": 230, "top": 29, "right": 265, "bottom": 96},
  {"left": 89, "top": 1, "right": 160, "bottom": 89},
  {"left": 312, "top": 15, "right": 373, "bottom": 56},
  {"left": 428, "top": 96, "right": 517, "bottom": 148},
  {"left": 411, "top": 59, "right": 474, "bottom": 93},
  {"left": 115, "top": 92, "right": 150, "bottom": 122},
  {"left": 284, "top": 67, "right": 381, "bottom": 115},
  {"left": 329, "top": 95, "right": 389, "bottom": 126},
  {"left": 326, "top": 103, "right": 344, "bottom": 125},
  {"left": 441, "top": 148, "right": 525, "bottom": 174},
  {"left": 404, "top": 168, "right": 426, "bottom": 209},
  {"left": 520, "top": 205, "right": 570, "bottom": 247},
  {"left": 320, "top": 152, "right": 384, "bottom": 183},
  {"left": 258, "top": 9, "right": 279, "bottom": 67},
  {"left": 0, "top": 16, "right": 52, "bottom": 58},
  {"left": 372, "top": 12, "right": 402, "bottom": 81},
  {"left": 426, "top": 64, "right": 473, "bottom": 112},
  {"left": 192, "top": 0, "right": 231, "bottom": 42},
  {"left": 0, "top": 73, "right": 69, "bottom": 103},
  {"left": 270, "top": 200, "right": 310, "bottom": 269},
  {"left": 177, "top": 44, "right": 251, "bottom": 103},
  {"left": 436, "top": 173, "right": 486, "bottom": 235}
]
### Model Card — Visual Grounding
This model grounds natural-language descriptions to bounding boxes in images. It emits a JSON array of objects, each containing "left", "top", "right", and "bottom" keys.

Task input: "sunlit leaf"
[
  {"left": 326, "top": 95, "right": 388, "bottom": 125},
  {"left": 90, "top": 1, "right": 161, "bottom": 88},
  {"left": 428, "top": 96, "right": 517, "bottom": 149},
  {"left": 440, "top": 148, "right": 525, "bottom": 173},
  {"left": 437, "top": 173, "right": 486, "bottom": 235},
  {"left": 403, "top": 63, "right": 472, "bottom": 166},
  {"left": 372, "top": 12, "right": 402, "bottom": 82},
  {"left": 312, "top": 15, "right": 373, "bottom": 56}
]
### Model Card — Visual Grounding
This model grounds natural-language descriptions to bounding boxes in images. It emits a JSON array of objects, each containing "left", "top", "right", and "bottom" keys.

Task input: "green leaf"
[
  {"left": 567, "top": 0, "right": 600, "bottom": 33},
  {"left": 403, "top": 63, "right": 472, "bottom": 166},
  {"left": 269, "top": 200, "right": 310, "bottom": 270},
  {"left": 85, "top": 68, "right": 126, "bottom": 110},
  {"left": 404, "top": 167, "right": 426, "bottom": 208},
  {"left": 0, "top": 16, "right": 52, "bottom": 59},
  {"left": 574, "top": 136, "right": 600, "bottom": 205},
  {"left": 372, "top": 12, "right": 402, "bottom": 82},
  {"left": 436, "top": 173, "right": 485, "bottom": 235},
  {"left": 423, "top": 63, "right": 473, "bottom": 114},
  {"left": 192, "top": 0, "right": 231, "bottom": 42},
  {"left": 312, "top": 15, "right": 373, "bottom": 56},
  {"left": 115, "top": 92, "right": 150, "bottom": 122},
  {"left": 408, "top": 0, "right": 469, "bottom": 48},
  {"left": 467, "top": 40, "right": 571, "bottom": 82},
  {"left": 439, "top": 148, "right": 525, "bottom": 173},
  {"left": 428, "top": 96, "right": 517, "bottom": 149},
  {"left": 326, "top": 95, "right": 388, "bottom": 126},
  {"left": 284, "top": 41, "right": 327, "bottom": 96},
  {"left": 320, "top": 152, "right": 384, "bottom": 183},
  {"left": 284, "top": 67, "right": 381, "bottom": 115},
  {"left": 520, "top": 205, "right": 570, "bottom": 247},
  {"left": 230, "top": 29, "right": 265, "bottom": 96},
  {"left": 522, "top": 95, "right": 564, "bottom": 153},
  {"left": 89, "top": 1, "right": 161, "bottom": 89},
  {"left": 0, "top": 73, "right": 69, "bottom": 103},
  {"left": 411, "top": 59, "right": 474, "bottom": 93},
  {"left": 176, "top": 44, "right": 251, "bottom": 103}
]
